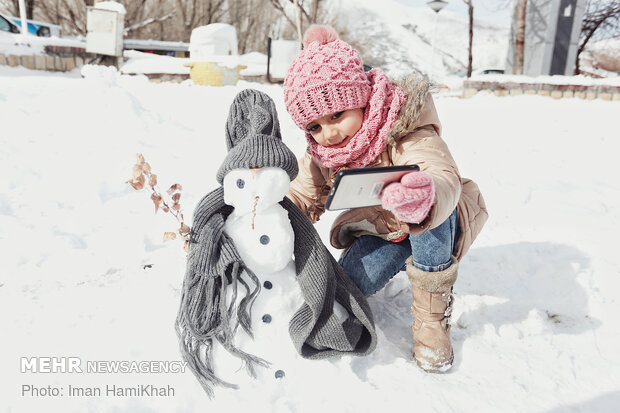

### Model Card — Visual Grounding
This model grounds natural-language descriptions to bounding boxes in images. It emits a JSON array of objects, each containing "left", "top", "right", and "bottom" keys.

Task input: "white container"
[
  {"left": 269, "top": 39, "right": 301, "bottom": 80},
  {"left": 86, "top": 6, "right": 124, "bottom": 57},
  {"left": 189, "top": 23, "right": 238, "bottom": 60}
]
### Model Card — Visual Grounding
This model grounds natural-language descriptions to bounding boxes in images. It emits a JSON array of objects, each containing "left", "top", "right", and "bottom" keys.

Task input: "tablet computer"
[{"left": 325, "top": 165, "right": 420, "bottom": 211}]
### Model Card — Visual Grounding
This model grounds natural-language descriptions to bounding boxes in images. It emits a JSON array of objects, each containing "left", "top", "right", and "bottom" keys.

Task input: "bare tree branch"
[
  {"left": 513, "top": 0, "right": 527, "bottom": 75},
  {"left": 124, "top": 12, "right": 174, "bottom": 35},
  {"left": 269, "top": 0, "right": 298, "bottom": 30},
  {"left": 287, "top": 0, "right": 312, "bottom": 23},
  {"left": 462, "top": 0, "right": 474, "bottom": 77},
  {"left": 310, "top": 0, "right": 320, "bottom": 23},
  {"left": 575, "top": 0, "right": 620, "bottom": 74}
]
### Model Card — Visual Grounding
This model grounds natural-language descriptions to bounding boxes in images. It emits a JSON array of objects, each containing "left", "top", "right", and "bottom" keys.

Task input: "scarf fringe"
[
  {"left": 175, "top": 251, "right": 268, "bottom": 398},
  {"left": 175, "top": 187, "right": 377, "bottom": 399}
]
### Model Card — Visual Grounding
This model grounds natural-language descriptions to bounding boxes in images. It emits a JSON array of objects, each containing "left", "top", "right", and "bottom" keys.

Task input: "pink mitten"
[{"left": 380, "top": 171, "right": 435, "bottom": 224}]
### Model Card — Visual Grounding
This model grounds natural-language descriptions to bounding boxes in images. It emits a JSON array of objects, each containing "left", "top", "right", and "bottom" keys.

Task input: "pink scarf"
[{"left": 305, "top": 68, "right": 407, "bottom": 169}]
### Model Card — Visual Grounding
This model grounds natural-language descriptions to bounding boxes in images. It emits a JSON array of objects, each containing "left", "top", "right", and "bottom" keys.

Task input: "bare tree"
[
  {"left": 35, "top": 0, "right": 87, "bottom": 35},
  {"left": 124, "top": 12, "right": 174, "bottom": 37},
  {"left": 269, "top": 0, "right": 322, "bottom": 43},
  {"left": 174, "top": 0, "right": 227, "bottom": 41},
  {"left": 0, "top": 0, "right": 17, "bottom": 14},
  {"left": 32, "top": 0, "right": 168, "bottom": 37},
  {"left": 2, "top": 0, "right": 34, "bottom": 18},
  {"left": 175, "top": 0, "right": 203, "bottom": 41},
  {"left": 26, "top": 0, "right": 34, "bottom": 18},
  {"left": 122, "top": 0, "right": 175, "bottom": 39},
  {"left": 293, "top": 0, "right": 302, "bottom": 44},
  {"left": 0, "top": 0, "right": 328, "bottom": 55},
  {"left": 227, "top": 0, "right": 294, "bottom": 54},
  {"left": 513, "top": 0, "right": 527, "bottom": 75},
  {"left": 575, "top": 0, "right": 620, "bottom": 74},
  {"left": 462, "top": 0, "right": 474, "bottom": 77}
]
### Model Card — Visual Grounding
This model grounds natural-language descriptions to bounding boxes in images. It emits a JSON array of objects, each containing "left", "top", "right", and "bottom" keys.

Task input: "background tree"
[
  {"left": 513, "top": 0, "right": 528, "bottom": 75},
  {"left": 173, "top": 0, "right": 222, "bottom": 41},
  {"left": 0, "top": 0, "right": 328, "bottom": 53},
  {"left": 462, "top": 0, "right": 474, "bottom": 77},
  {"left": 3, "top": 0, "right": 35, "bottom": 19},
  {"left": 36, "top": 0, "right": 87, "bottom": 35},
  {"left": 269, "top": 0, "right": 322, "bottom": 44},
  {"left": 119, "top": 0, "right": 176, "bottom": 40},
  {"left": 575, "top": 0, "right": 620, "bottom": 74},
  {"left": 228, "top": 0, "right": 285, "bottom": 54}
]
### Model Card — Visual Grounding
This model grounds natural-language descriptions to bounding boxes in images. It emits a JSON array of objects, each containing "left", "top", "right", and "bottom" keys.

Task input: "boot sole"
[{"left": 414, "top": 353, "right": 454, "bottom": 373}]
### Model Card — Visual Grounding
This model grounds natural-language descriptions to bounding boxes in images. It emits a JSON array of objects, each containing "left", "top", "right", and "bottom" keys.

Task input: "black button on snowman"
[
  {"left": 223, "top": 167, "right": 295, "bottom": 273},
  {"left": 176, "top": 88, "right": 378, "bottom": 398},
  {"left": 223, "top": 166, "right": 298, "bottom": 381},
  {"left": 223, "top": 166, "right": 350, "bottom": 383}
]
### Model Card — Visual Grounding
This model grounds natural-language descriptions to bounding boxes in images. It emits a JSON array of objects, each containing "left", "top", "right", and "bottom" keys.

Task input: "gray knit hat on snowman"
[
  {"left": 216, "top": 88, "right": 298, "bottom": 184},
  {"left": 176, "top": 89, "right": 377, "bottom": 398}
]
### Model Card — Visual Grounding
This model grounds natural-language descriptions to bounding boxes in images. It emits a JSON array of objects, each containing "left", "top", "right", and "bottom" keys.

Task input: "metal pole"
[
  {"left": 267, "top": 37, "right": 273, "bottom": 83},
  {"left": 426, "top": 1, "right": 448, "bottom": 77},
  {"left": 17, "top": 0, "right": 29, "bottom": 43},
  {"left": 431, "top": 11, "right": 438, "bottom": 76},
  {"left": 293, "top": 0, "right": 303, "bottom": 47}
]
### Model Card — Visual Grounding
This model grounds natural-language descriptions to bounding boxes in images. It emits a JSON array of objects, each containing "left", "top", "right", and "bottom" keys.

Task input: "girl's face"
[{"left": 306, "top": 108, "right": 364, "bottom": 148}]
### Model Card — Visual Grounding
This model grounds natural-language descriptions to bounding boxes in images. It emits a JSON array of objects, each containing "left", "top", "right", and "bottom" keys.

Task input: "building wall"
[{"left": 505, "top": 0, "right": 586, "bottom": 76}]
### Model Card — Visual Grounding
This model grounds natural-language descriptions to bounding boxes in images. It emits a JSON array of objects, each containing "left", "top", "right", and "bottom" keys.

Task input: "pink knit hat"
[{"left": 283, "top": 25, "right": 371, "bottom": 130}]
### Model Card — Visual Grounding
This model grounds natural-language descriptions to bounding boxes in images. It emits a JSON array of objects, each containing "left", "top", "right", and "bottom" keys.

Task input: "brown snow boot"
[{"left": 406, "top": 256, "right": 458, "bottom": 373}]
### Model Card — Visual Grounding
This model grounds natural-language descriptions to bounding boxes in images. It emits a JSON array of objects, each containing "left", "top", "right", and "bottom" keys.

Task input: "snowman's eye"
[
  {"left": 236, "top": 179, "right": 245, "bottom": 189},
  {"left": 260, "top": 235, "right": 270, "bottom": 245}
]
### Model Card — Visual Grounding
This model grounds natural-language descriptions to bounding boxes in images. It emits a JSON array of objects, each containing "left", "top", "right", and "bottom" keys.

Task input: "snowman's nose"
[{"left": 251, "top": 196, "right": 260, "bottom": 229}]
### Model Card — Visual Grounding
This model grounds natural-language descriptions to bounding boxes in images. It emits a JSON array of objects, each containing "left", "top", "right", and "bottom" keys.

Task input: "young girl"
[{"left": 284, "top": 25, "right": 488, "bottom": 373}]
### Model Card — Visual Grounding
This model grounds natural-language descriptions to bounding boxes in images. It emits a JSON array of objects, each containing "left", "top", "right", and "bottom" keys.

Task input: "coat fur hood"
[
  {"left": 288, "top": 73, "right": 488, "bottom": 260},
  {"left": 386, "top": 74, "right": 435, "bottom": 146}
]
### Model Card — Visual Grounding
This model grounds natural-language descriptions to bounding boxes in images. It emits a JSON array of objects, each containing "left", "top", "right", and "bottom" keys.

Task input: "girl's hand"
[{"left": 380, "top": 171, "right": 435, "bottom": 224}]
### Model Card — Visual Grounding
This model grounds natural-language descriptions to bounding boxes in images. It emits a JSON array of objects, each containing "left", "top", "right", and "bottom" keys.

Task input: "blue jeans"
[{"left": 338, "top": 209, "right": 459, "bottom": 297}]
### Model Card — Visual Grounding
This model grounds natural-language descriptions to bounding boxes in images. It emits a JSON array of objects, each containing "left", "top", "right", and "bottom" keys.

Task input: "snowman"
[
  {"left": 213, "top": 166, "right": 351, "bottom": 385},
  {"left": 175, "top": 89, "right": 377, "bottom": 398}
]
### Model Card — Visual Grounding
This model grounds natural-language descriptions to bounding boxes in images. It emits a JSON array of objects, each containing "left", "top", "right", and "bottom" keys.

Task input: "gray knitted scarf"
[{"left": 175, "top": 89, "right": 377, "bottom": 398}]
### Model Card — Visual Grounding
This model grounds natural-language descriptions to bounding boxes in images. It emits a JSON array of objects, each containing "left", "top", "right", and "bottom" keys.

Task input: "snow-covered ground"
[{"left": 1, "top": 65, "right": 620, "bottom": 413}]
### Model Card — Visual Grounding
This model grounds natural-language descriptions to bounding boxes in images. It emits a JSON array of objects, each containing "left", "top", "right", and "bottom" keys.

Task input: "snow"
[
  {"left": 268, "top": 40, "right": 302, "bottom": 80},
  {"left": 94, "top": 1, "right": 127, "bottom": 15},
  {"left": 217, "top": 166, "right": 305, "bottom": 388},
  {"left": 2, "top": 62, "right": 620, "bottom": 412},
  {"left": 468, "top": 73, "right": 620, "bottom": 86},
  {"left": 238, "top": 52, "right": 268, "bottom": 77},
  {"left": 580, "top": 38, "right": 620, "bottom": 78},
  {"left": 333, "top": 0, "right": 509, "bottom": 81},
  {"left": 121, "top": 50, "right": 189, "bottom": 75},
  {"left": 119, "top": 50, "right": 272, "bottom": 76},
  {"left": 223, "top": 167, "right": 291, "bottom": 215},
  {"left": 0, "top": 34, "right": 86, "bottom": 56},
  {"left": 189, "top": 23, "right": 238, "bottom": 60},
  {"left": 224, "top": 203, "right": 294, "bottom": 273},
  {"left": 223, "top": 167, "right": 295, "bottom": 273}
]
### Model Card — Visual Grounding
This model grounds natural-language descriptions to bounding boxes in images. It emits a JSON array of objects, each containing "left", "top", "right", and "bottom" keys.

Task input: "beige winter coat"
[{"left": 286, "top": 75, "right": 488, "bottom": 260}]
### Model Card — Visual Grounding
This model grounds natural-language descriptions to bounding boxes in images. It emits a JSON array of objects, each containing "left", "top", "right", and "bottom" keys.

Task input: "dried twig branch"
[{"left": 127, "top": 153, "right": 190, "bottom": 253}]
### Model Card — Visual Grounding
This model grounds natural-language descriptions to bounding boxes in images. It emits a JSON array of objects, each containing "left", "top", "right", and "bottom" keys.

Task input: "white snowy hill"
[
  {"left": 1, "top": 63, "right": 619, "bottom": 412},
  {"left": 331, "top": 0, "right": 509, "bottom": 79}
]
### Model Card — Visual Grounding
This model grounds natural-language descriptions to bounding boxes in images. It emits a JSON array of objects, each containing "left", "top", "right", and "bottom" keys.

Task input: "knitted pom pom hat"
[
  {"left": 283, "top": 25, "right": 371, "bottom": 130},
  {"left": 216, "top": 89, "right": 299, "bottom": 184}
]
